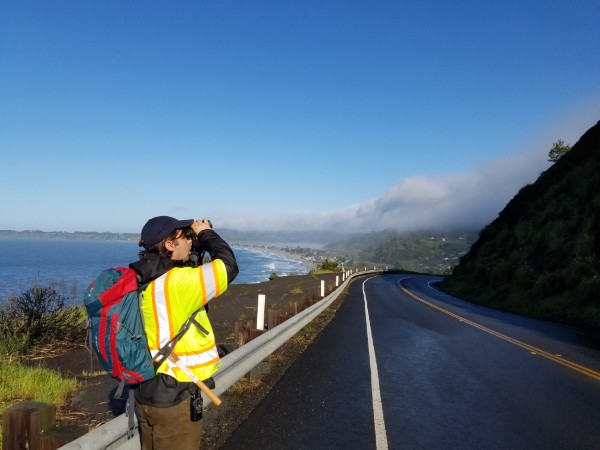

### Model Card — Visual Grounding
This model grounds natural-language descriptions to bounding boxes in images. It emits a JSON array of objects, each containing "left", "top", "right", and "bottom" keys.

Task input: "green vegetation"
[
  {"left": 0, "top": 359, "right": 79, "bottom": 447},
  {"left": 0, "top": 285, "right": 86, "bottom": 356},
  {"left": 289, "top": 287, "right": 304, "bottom": 294},
  {"left": 442, "top": 121, "right": 600, "bottom": 329},
  {"left": 0, "top": 359, "right": 79, "bottom": 407},
  {"left": 229, "top": 376, "right": 263, "bottom": 393},
  {"left": 319, "top": 258, "right": 339, "bottom": 271},
  {"left": 309, "top": 269, "right": 331, "bottom": 275},
  {"left": 548, "top": 139, "right": 572, "bottom": 163},
  {"left": 325, "top": 231, "right": 476, "bottom": 274},
  {"left": 270, "top": 231, "right": 474, "bottom": 276},
  {"left": 291, "top": 323, "right": 316, "bottom": 345},
  {"left": 0, "top": 284, "right": 87, "bottom": 447}
]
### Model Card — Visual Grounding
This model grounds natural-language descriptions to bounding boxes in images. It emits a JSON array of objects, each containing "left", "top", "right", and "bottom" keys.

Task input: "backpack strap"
[
  {"left": 187, "top": 312, "right": 210, "bottom": 336},
  {"left": 114, "top": 379, "right": 127, "bottom": 400},
  {"left": 112, "top": 381, "right": 135, "bottom": 439},
  {"left": 151, "top": 307, "right": 210, "bottom": 370},
  {"left": 137, "top": 279, "right": 211, "bottom": 371}
]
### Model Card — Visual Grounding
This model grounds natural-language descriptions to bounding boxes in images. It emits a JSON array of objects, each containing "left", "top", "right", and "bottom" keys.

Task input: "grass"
[
  {"left": 229, "top": 376, "right": 263, "bottom": 393},
  {"left": 81, "top": 369, "right": 107, "bottom": 378},
  {"left": 0, "top": 359, "right": 79, "bottom": 448},
  {"left": 309, "top": 269, "right": 339, "bottom": 275},
  {"left": 291, "top": 324, "right": 316, "bottom": 345},
  {"left": 289, "top": 287, "right": 304, "bottom": 294}
]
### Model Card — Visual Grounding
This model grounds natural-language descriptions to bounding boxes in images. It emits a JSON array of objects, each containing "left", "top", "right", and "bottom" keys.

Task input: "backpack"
[{"left": 84, "top": 267, "right": 155, "bottom": 385}]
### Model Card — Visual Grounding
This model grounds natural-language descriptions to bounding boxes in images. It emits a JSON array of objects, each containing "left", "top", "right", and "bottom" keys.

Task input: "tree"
[
  {"left": 320, "top": 258, "right": 339, "bottom": 271},
  {"left": 548, "top": 139, "right": 572, "bottom": 163}
]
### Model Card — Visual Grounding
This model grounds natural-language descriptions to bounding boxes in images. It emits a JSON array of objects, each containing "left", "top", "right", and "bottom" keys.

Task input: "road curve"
[{"left": 222, "top": 273, "right": 600, "bottom": 449}]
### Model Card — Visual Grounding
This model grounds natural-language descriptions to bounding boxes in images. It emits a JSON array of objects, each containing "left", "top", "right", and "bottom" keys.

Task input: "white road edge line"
[{"left": 363, "top": 277, "right": 389, "bottom": 450}]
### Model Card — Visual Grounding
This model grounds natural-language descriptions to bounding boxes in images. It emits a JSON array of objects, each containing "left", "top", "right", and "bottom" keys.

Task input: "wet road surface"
[{"left": 222, "top": 273, "right": 600, "bottom": 449}]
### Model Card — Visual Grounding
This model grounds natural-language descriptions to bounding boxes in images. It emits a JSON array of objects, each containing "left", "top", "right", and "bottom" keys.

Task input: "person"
[{"left": 129, "top": 215, "right": 238, "bottom": 449}]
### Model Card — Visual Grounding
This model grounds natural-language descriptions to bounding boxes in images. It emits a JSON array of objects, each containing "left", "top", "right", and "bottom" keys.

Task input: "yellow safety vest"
[{"left": 140, "top": 260, "right": 229, "bottom": 382}]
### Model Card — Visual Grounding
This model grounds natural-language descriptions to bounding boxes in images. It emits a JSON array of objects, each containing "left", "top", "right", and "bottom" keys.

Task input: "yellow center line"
[{"left": 401, "top": 286, "right": 600, "bottom": 383}]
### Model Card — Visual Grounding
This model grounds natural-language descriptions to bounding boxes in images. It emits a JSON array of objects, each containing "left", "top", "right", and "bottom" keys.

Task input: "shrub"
[
  {"left": 0, "top": 284, "right": 87, "bottom": 356},
  {"left": 575, "top": 276, "right": 600, "bottom": 307},
  {"left": 319, "top": 259, "right": 339, "bottom": 271},
  {"left": 532, "top": 272, "right": 559, "bottom": 299}
]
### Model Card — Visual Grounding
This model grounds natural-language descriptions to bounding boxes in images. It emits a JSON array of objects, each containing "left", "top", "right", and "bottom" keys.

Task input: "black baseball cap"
[{"left": 140, "top": 216, "right": 194, "bottom": 249}]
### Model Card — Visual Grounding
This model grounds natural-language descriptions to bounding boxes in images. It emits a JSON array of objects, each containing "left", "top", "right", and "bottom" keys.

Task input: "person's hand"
[{"left": 191, "top": 218, "right": 212, "bottom": 234}]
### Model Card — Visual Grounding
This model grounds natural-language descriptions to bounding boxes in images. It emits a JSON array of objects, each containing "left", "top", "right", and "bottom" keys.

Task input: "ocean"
[{"left": 0, "top": 238, "right": 311, "bottom": 304}]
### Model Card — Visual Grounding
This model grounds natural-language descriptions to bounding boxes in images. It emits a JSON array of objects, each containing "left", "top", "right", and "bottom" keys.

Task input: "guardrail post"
[{"left": 2, "top": 400, "right": 87, "bottom": 450}]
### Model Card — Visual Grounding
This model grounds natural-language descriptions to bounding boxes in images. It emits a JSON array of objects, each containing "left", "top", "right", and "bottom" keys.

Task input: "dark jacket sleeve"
[{"left": 198, "top": 229, "right": 239, "bottom": 284}]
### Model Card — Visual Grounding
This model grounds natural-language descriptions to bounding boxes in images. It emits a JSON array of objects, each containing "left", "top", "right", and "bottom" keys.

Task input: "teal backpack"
[{"left": 84, "top": 267, "right": 155, "bottom": 385}]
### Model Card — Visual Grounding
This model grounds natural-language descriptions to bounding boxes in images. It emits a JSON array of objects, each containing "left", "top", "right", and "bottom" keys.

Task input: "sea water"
[{"left": 0, "top": 238, "right": 310, "bottom": 304}]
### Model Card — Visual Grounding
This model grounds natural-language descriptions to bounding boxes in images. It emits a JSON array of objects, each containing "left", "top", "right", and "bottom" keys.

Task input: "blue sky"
[{"left": 2, "top": 1, "right": 599, "bottom": 234}]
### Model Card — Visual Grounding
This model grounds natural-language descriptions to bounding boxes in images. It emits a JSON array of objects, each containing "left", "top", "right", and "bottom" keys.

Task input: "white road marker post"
[
  {"left": 257, "top": 294, "right": 266, "bottom": 331},
  {"left": 321, "top": 280, "right": 325, "bottom": 297}
]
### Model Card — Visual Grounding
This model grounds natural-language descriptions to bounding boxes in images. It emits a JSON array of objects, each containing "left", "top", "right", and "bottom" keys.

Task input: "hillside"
[
  {"left": 325, "top": 230, "right": 477, "bottom": 274},
  {"left": 441, "top": 120, "right": 600, "bottom": 329}
]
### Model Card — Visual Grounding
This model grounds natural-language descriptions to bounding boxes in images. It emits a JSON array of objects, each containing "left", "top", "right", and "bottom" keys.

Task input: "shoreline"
[
  {"left": 0, "top": 240, "right": 331, "bottom": 302},
  {"left": 232, "top": 243, "right": 325, "bottom": 272}
]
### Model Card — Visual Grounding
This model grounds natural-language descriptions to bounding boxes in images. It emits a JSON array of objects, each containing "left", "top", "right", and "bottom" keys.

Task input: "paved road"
[{"left": 222, "top": 273, "right": 600, "bottom": 449}]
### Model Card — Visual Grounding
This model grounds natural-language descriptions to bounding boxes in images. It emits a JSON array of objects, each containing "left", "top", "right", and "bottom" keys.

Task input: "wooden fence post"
[
  {"left": 267, "top": 308, "right": 279, "bottom": 330},
  {"left": 2, "top": 400, "right": 86, "bottom": 450}
]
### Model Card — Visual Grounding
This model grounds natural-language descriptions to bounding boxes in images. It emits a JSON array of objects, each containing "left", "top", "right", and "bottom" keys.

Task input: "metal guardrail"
[{"left": 61, "top": 271, "right": 372, "bottom": 449}]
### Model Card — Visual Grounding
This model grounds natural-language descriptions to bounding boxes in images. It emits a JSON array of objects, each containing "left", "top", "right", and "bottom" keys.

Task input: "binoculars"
[{"left": 187, "top": 220, "right": 212, "bottom": 268}]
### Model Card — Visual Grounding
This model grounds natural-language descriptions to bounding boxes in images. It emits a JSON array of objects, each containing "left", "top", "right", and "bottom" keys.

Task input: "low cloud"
[
  {"left": 217, "top": 110, "right": 599, "bottom": 235},
  {"left": 217, "top": 146, "right": 551, "bottom": 234}
]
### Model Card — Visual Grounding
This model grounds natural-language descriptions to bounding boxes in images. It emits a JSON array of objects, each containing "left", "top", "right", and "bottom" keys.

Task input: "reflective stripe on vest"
[{"left": 140, "top": 260, "right": 229, "bottom": 382}]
